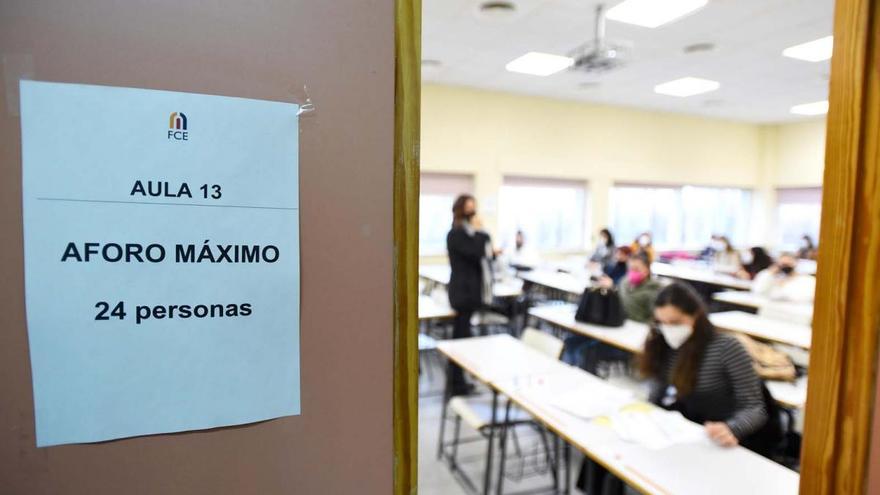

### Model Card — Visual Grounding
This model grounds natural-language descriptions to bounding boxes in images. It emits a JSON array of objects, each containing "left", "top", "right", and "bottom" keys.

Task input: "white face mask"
[{"left": 659, "top": 323, "right": 692, "bottom": 349}]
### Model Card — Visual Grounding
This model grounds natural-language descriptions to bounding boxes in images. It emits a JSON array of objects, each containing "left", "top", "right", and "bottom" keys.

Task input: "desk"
[
  {"left": 709, "top": 311, "right": 812, "bottom": 350},
  {"left": 712, "top": 291, "right": 813, "bottom": 322},
  {"left": 437, "top": 335, "right": 570, "bottom": 495},
  {"left": 419, "top": 264, "right": 523, "bottom": 299},
  {"left": 496, "top": 365, "right": 800, "bottom": 495},
  {"left": 651, "top": 262, "right": 752, "bottom": 291},
  {"left": 419, "top": 295, "right": 455, "bottom": 321},
  {"left": 530, "top": 304, "right": 807, "bottom": 409},
  {"left": 518, "top": 270, "right": 589, "bottom": 298},
  {"left": 765, "top": 377, "right": 808, "bottom": 410},
  {"left": 528, "top": 304, "right": 648, "bottom": 354}
]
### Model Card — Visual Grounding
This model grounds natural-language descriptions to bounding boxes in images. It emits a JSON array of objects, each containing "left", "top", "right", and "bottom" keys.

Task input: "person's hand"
[
  {"left": 705, "top": 422, "right": 738, "bottom": 447},
  {"left": 493, "top": 247, "right": 503, "bottom": 257},
  {"left": 598, "top": 276, "right": 614, "bottom": 289}
]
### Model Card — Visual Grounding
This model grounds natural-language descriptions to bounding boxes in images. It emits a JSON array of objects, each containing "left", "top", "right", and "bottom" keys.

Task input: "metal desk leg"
[
  {"left": 484, "top": 390, "right": 499, "bottom": 495},
  {"left": 495, "top": 400, "right": 513, "bottom": 495},
  {"left": 564, "top": 443, "right": 571, "bottom": 495}
]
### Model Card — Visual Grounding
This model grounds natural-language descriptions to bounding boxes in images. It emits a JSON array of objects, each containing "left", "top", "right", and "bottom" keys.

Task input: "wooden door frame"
[
  {"left": 393, "top": 0, "right": 420, "bottom": 494},
  {"left": 800, "top": 0, "right": 880, "bottom": 493}
]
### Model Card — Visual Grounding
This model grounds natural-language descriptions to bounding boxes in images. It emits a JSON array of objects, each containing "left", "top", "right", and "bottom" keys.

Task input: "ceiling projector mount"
[{"left": 569, "top": 4, "right": 630, "bottom": 74}]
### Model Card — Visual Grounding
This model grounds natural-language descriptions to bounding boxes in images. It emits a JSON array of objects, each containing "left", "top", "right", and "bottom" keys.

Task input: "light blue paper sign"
[{"left": 20, "top": 80, "right": 301, "bottom": 447}]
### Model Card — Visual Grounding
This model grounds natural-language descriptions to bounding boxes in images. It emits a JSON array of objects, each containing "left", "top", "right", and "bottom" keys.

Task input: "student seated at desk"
[
  {"left": 752, "top": 253, "right": 816, "bottom": 303},
  {"left": 601, "top": 246, "right": 631, "bottom": 285},
  {"left": 737, "top": 246, "right": 774, "bottom": 280},
  {"left": 588, "top": 228, "right": 615, "bottom": 268},
  {"left": 563, "top": 252, "right": 661, "bottom": 372},
  {"left": 712, "top": 236, "right": 742, "bottom": 274},
  {"left": 505, "top": 229, "right": 540, "bottom": 270},
  {"left": 798, "top": 234, "right": 818, "bottom": 261},
  {"left": 578, "top": 283, "right": 781, "bottom": 493},
  {"left": 630, "top": 231, "right": 655, "bottom": 264},
  {"left": 644, "top": 283, "right": 781, "bottom": 453},
  {"left": 600, "top": 251, "right": 662, "bottom": 322}
]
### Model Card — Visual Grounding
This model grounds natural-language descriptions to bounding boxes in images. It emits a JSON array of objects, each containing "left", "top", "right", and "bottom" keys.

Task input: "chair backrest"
[{"left": 521, "top": 328, "right": 565, "bottom": 359}]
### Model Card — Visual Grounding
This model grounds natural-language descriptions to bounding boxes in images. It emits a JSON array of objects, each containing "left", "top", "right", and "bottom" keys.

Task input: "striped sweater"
[{"left": 649, "top": 332, "right": 767, "bottom": 439}]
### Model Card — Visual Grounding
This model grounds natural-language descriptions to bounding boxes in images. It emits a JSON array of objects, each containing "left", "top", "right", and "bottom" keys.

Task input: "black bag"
[{"left": 575, "top": 288, "right": 625, "bottom": 327}]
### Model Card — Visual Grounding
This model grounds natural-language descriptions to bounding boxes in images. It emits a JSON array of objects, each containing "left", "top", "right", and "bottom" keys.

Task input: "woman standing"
[{"left": 446, "top": 194, "right": 495, "bottom": 396}]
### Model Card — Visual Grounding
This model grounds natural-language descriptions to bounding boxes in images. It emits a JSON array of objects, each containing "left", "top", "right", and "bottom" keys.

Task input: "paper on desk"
[
  {"left": 609, "top": 409, "right": 708, "bottom": 450},
  {"left": 550, "top": 383, "right": 634, "bottom": 419}
]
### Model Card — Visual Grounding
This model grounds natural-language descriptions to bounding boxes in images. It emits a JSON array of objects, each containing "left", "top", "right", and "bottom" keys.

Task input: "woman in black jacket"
[{"left": 446, "top": 194, "right": 494, "bottom": 396}]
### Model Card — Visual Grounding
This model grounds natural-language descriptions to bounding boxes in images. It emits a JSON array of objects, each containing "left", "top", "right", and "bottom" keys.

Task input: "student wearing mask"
[
  {"left": 752, "top": 253, "right": 816, "bottom": 303},
  {"left": 737, "top": 247, "right": 773, "bottom": 280},
  {"left": 580, "top": 283, "right": 780, "bottom": 494},
  {"left": 602, "top": 246, "right": 631, "bottom": 285},
  {"left": 446, "top": 194, "right": 496, "bottom": 396},
  {"left": 564, "top": 252, "right": 660, "bottom": 372},
  {"left": 589, "top": 228, "right": 616, "bottom": 268},
  {"left": 713, "top": 236, "right": 742, "bottom": 274},
  {"left": 642, "top": 283, "right": 778, "bottom": 454},
  {"left": 598, "top": 251, "right": 662, "bottom": 323},
  {"left": 630, "top": 232, "right": 655, "bottom": 264}
]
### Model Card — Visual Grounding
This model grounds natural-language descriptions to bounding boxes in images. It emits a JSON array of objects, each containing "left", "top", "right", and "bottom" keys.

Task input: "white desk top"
[
  {"left": 419, "top": 264, "right": 451, "bottom": 285},
  {"left": 652, "top": 262, "right": 752, "bottom": 291},
  {"left": 518, "top": 269, "right": 590, "bottom": 296},
  {"left": 709, "top": 311, "right": 812, "bottom": 350},
  {"left": 418, "top": 264, "right": 523, "bottom": 298},
  {"left": 436, "top": 334, "right": 566, "bottom": 385},
  {"left": 418, "top": 295, "right": 456, "bottom": 321},
  {"left": 713, "top": 291, "right": 813, "bottom": 322},
  {"left": 765, "top": 376, "right": 808, "bottom": 410},
  {"left": 528, "top": 304, "right": 648, "bottom": 354},
  {"left": 530, "top": 304, "right": 807, "bottom": 408},
  {"left": 494, "top": 363, "right": 800, "bottom": 495}
]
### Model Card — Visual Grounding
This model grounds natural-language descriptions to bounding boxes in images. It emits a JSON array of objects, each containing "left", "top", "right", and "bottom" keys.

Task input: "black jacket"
[{"left": 447, "top": 226, "right": 491, "bottom": 311}]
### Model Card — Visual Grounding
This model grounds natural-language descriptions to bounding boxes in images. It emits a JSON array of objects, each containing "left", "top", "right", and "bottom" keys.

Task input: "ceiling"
[{"left": 422, "top": 0, "right": 834, "bottom": 123}]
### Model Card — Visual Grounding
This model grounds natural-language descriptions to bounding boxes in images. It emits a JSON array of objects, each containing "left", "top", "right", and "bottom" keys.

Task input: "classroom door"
[{"left": 0, "top": 1, "right": 399, "bottom": 493}]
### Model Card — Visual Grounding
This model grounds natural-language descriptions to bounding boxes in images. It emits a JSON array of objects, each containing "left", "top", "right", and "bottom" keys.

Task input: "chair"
[{"left": 437, "top": 328, "right": 565, "bottom": 487}]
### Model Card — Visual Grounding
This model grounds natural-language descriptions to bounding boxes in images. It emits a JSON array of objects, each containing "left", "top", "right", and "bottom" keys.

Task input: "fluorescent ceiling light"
[
  {"left": 606, "top": 0, "right": 708, "bottom": 28},
  {"left": 654, "top": 77, "right": 720, "bottom": 97},
  {"left": 782, "top": 36, "right": 833, "bottom": 62},
  {"left": 790, "top": 100, "right": 829, "bottom": 116},
  {"left": 505, "top": 52, "right": 573, "bottom": 76}
]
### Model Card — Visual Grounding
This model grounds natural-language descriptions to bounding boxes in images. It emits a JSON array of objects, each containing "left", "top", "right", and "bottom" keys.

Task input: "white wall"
[{"left": 420, "top": 83, "right": 825, "bottom": 260}]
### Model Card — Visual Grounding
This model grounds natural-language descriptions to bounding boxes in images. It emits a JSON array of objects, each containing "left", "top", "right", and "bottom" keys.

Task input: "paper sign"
[{"left": 20, "top": 80, "right": 301, "bottom": 446}]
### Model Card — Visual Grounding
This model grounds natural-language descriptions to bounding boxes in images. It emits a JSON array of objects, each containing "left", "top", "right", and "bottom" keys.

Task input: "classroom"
[
  {"left": 416, "top": 1, "right": 873, "bottom": 494},
  {"left": 1, "top": 1, "right": 879, "bottom": 494}
]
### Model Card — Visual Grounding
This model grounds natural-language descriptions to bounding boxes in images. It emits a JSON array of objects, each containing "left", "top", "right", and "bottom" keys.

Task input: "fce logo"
[{"left": 168, "top": 112, "right": 188, "bottom": 141}]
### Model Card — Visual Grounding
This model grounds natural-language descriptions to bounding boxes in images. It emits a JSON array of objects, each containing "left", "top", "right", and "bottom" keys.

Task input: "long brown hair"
[
  {"left": 451, "top": 194, "right": 475, "bottom": 228},
  {"left": 639, "top": 282, "right": 715, "bottom": 396}
]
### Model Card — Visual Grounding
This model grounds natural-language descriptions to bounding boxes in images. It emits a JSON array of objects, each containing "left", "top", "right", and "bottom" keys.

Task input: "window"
[
  {"left": 776, "top": 187, "right": 822, "bottom": 251},
  {"left": 497, "top": 176, "right": 588, "bottom": 252},
  {"left": 419, "top": 173, "right": 474, "bottom": 256},
  {"left": 610, "top": 184, "right": 752, "bottom": 249}
]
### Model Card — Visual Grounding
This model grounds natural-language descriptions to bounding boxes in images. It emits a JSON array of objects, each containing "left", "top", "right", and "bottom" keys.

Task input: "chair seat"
[
  {"left": 471, "top": 311, "right": 510, "bottom": 326},
  {"left": 448, "top": 396, "right": 532, "bottom": 431}
]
